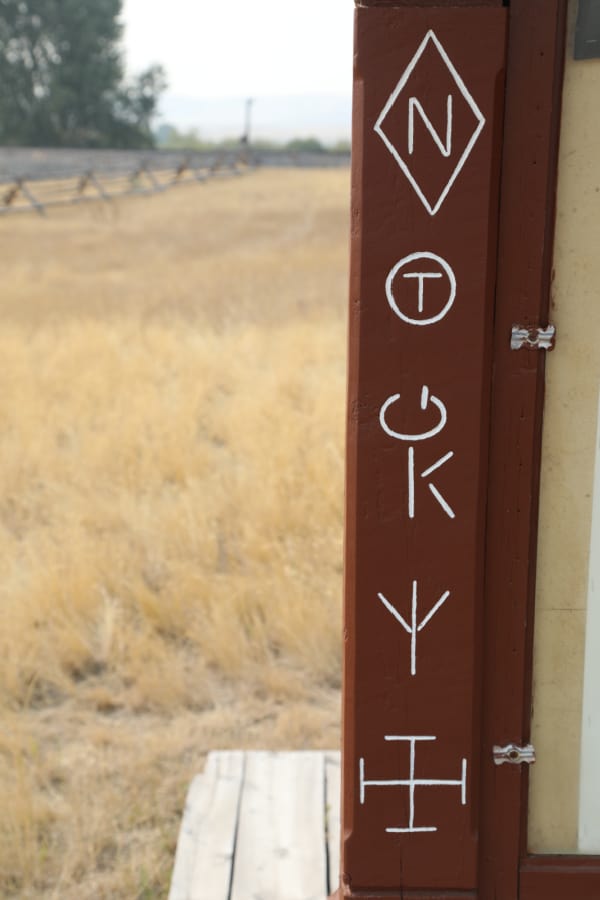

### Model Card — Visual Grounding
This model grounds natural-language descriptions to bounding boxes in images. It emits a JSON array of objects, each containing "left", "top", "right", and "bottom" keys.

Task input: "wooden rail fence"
[
  {"left": 0, "top": 146, "right": 351, "bottom": 216},
  {"left": 0, "top": 151, "right": 253, "bottom": 216}
]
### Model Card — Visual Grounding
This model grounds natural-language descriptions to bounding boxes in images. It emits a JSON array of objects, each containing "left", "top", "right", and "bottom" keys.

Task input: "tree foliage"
[
  {"left": 0, "top": 0, "right": 167, "bottom": 147},
  {"left": 155, "top": 126, "right": 350, "bottom": 157}
]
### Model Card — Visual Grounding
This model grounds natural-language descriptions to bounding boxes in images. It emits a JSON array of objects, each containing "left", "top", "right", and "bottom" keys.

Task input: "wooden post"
[
  {"left": 336, "top": 0, "right": 600, "bottom": 897},
  {"left": 90, "top": 171, "right": 111, "bottom": 201},
  {"left": 18, "top": 178, "right": 45, "bottom": 216},
  {"left": 338, "top": 1, "right": 506, "bottom": 896}
]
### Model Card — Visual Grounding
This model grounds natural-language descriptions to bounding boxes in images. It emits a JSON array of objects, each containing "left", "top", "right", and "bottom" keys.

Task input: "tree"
[
  {"left": 284, "top": 137, "right": 326, "bottom": 154},
  {"left": 0, "top": 0, "right": 167, "bottom": 148}
]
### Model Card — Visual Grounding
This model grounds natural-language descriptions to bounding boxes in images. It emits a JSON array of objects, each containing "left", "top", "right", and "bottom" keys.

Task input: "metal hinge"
[
  {"left": 511, "top": 325, "right": 556, "bottom": 351},
  {"left": 493, "top": 743, "right": 536, "bottom": 766}
]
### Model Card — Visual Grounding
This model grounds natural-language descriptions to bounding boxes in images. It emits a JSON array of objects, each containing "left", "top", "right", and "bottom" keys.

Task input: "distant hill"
[{"left": 159, "top": 93, "right": 352, "bottom": 145}]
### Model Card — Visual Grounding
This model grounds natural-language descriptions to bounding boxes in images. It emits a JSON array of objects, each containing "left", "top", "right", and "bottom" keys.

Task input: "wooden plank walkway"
[{"left": 169, "top": 750, "right": 340, "bottom": 900}]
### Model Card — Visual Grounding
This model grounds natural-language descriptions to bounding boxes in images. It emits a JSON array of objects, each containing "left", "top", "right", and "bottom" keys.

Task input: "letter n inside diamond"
[{"left": 374, "top": 30, "right": 486, "bottom": 217}]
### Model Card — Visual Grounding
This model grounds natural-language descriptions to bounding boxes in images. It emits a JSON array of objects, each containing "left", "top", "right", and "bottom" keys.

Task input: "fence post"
[
  {"left": 17, "top": 178, "right": 45, "bottom": 216},
  {"left": 336, "top": 1, "right": 507, "bottom": 896},
  {"left": 3, "top": 181, "right": 21, "bottom": 210},
  {"left": 76, "top": 172, "right": 91, "bottom": 195},
  {"left": 89, "top": 171, "right": 111, "bottom": 201},
  {"left": 171, "top": 159, "right": 189, "bottom": 185},
  {"left": 141, "top": 162, "right": 161, "bottom": 192}
]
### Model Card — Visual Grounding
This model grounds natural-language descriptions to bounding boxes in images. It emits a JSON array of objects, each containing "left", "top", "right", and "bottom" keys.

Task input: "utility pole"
[{"left": 241, "top": 97, "right": 254, "bottom": 146}]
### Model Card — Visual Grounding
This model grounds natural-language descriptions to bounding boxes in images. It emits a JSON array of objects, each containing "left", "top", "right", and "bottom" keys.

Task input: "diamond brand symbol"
[{"left": 374, "top": 30, "right": 486, "bottom": 216}]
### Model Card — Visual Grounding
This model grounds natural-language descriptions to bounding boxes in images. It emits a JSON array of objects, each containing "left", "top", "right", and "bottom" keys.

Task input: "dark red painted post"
[{"left": 338, "top": 2, "right": 507, "bottom": 897}]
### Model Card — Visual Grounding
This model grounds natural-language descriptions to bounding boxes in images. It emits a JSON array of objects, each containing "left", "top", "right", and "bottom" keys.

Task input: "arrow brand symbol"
[{"left": 374, "top": 30, "right": 486, "bottom": 216}]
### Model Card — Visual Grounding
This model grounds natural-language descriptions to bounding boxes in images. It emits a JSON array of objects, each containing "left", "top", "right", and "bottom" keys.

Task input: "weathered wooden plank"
[
  {"left": 169, "top": 750, "right": 245, "bottom": 900},
  {"left": 230, "top": 750, "right": 327, "bottom": 900},
  {"left": 188, "top": 751, "right": 245, "bottom": 900},
  {"left": 169, "top": 773, "right": 206, "bottom": 900},
  {"left": 325, "top": 752, "right": 341, "bottom": 894}
]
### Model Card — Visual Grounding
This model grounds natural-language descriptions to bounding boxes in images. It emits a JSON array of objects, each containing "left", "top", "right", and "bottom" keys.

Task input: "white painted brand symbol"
[
  {"left": 387, "top": 252, "right": 456, "bottom": 326},
  {"left": 380, "top": 386, "right": 447, "bottom": 443},
  {"left": 379, "top": 386, "right": 456, "bottom": 519},
  {"left": 360, "top": 736, "right": 468, "bottom": 834},
  {"left": 378, "top": 581, "right": 451, "bottom": 676},
  {"left": 374, "top": 30, "right": 486, "bottom": 216}
]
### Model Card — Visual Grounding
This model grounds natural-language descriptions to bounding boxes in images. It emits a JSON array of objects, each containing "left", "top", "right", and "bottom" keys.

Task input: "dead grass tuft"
[{"left": 0, "top": 169, "right": 348, "bottom": 898}]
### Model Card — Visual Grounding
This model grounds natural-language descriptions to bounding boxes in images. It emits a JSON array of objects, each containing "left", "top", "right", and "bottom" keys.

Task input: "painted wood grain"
[
  {"left": 477, "top": 1, "right": 570, "bottom": 898},
  {"left": 521, "top": 857, "right": 600, "bottom": 900},
  {"left": 342, "top": 5, "right": 506, "bottom": 891}
]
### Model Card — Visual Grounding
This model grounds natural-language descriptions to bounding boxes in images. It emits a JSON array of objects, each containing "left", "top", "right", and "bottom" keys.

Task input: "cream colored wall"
[{"left": 528, "top": 1, "right": 600, "bottom": 853}]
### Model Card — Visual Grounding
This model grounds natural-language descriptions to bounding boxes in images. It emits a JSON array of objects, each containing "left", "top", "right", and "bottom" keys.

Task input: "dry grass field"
[{"left": 0, "top": 168, "right": 349, "bottom": 898}]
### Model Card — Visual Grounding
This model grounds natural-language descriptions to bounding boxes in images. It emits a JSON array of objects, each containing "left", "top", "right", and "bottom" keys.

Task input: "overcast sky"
[{"left": 121, "top": 0, "right": 354, "bottom": 99}]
